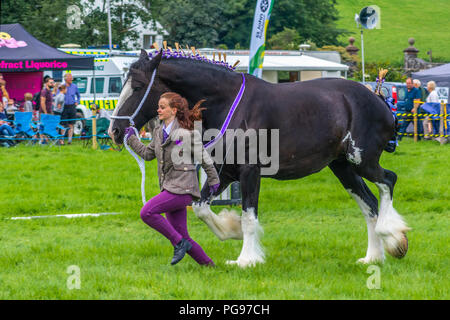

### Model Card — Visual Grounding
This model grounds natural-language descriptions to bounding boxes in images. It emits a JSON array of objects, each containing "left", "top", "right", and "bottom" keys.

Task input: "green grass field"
[
  {"left": 335, "top": 0, "right": 450, "bottom": 63},
  {"left": 0, "top": 139, "right": 448, "bottom": 299}
]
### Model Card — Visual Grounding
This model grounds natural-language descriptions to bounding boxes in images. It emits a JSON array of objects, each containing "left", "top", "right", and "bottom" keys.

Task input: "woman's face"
[
  {"left": 427, "top": 84, "right": 434, "bottom": 92},
  {"left": 157, "top": 97, "right": 176, "bottom": 122}
]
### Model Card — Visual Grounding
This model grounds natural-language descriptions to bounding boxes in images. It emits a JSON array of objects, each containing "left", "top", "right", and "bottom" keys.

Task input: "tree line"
[{"left": 1, "top": 0, "right": 346, "bottom": 50}]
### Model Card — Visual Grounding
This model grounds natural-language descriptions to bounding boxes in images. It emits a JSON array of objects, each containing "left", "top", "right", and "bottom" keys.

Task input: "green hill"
[{"left": 335, "top": 0, "right": 450, "bottom": 64}]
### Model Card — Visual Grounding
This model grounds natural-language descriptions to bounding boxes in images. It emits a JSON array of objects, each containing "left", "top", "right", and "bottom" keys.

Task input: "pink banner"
[
  {"left": 3, "top": 72, "right": 43, "bottom": 102},
  {"left": 0, "top": 60, "right": 68, "bottom": 70}
]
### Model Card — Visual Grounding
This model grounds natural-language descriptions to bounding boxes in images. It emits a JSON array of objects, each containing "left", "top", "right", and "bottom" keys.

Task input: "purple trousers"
[{"left": 140, "top": 190, "right": 214, "bottom": 266}]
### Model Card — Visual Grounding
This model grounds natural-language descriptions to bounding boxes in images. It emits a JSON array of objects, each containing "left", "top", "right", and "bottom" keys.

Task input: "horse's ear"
[
  {"left": 148, "top": 49, "right": 163, "bottom": 70},
  {"left": 139, "top": 49, "right": 149, "bottom": 61}
]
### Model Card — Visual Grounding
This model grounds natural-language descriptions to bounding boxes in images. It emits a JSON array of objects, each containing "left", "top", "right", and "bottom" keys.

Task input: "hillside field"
[{"left": 335, "top": 0, "right": 450, "bottom": 64}]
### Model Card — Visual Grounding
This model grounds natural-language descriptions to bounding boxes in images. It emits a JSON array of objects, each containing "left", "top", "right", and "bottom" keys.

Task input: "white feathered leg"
[
  {"left": 226, "top": 208, "right": 265, "bottom": 268},
  {"left": 347, "top": 190, "right": 385, "bottom": 264},
  {"left": 192, "top": 202, "right": 243, "bottom": 240},
  {"left": 375, "top": 183, "right": 410, "bottom": 259}
]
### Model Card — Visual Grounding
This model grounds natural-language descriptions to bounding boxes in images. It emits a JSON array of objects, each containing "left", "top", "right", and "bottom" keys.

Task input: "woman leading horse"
[{"left": 125, "top": 92, "right": 220, "bottom": 266}]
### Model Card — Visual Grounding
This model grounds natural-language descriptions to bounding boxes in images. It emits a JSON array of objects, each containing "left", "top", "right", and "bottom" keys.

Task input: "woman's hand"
[
  {"left": 209, "top": 183, "right": 220, "bottom": 195},
  {"left": 124, "top": 127, "right": 137, "bottom": 140}
]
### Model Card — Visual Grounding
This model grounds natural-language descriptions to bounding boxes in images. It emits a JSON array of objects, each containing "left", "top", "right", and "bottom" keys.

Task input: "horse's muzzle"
[{"left": 109, "top": 128, "right": 123, "bottom": 145}]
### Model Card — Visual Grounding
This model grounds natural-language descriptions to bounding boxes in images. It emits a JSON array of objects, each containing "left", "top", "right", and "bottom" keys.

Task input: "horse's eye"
[{"left": 133, "top": 87, "right": 141, "bottom": 92}]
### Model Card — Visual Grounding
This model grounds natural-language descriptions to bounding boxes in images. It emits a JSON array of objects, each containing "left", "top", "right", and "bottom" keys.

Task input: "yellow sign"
[{"left": 80, "top": 99, "right": 118, "bottom": 110}]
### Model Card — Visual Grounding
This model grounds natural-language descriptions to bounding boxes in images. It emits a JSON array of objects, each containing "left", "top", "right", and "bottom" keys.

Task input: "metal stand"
[{"left": 361, "top": 29, "right": 365, "bottom": 84}]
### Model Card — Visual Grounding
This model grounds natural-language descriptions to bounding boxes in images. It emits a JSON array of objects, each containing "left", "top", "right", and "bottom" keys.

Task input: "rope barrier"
[{"left": 397, "top": 132, "right": 449, "bottom": 138}]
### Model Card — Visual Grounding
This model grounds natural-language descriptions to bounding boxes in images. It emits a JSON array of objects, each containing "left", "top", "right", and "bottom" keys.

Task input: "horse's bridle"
[
  {"left": 109, "top": 68, "right": 156, "bottom": 205},
  {"left": 110, "top": 69, "right": 157, "bottom": 127}
]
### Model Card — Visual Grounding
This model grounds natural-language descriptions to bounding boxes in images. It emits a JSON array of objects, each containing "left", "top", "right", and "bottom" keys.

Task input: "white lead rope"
[
  {"left": 124, "top": 128, "right": 147, "bottom": 205},
  {"left": 111, "top": 69, "right": 157, "bottom": 205}
]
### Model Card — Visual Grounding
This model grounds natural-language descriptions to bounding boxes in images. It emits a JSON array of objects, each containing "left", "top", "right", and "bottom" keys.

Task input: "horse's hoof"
[
  {"left": 226, "top": 258, "right": 262, "bottom": 268},
  {"left": 357, "top": 256, "right": 384, "bottom": 265},
  {"left": 226, "top": 259, "right": 253, "bottom": 268},
  {"left": 385, "top": 233, "right": 409, "bottom": 259}
]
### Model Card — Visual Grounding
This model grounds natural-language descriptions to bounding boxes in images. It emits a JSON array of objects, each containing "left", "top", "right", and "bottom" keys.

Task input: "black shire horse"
[{"left": 109, "top": 50, "right": 410, "bottom": 268}]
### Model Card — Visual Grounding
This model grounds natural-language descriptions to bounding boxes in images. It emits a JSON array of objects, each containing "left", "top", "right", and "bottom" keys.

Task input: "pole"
[
  {"left": 413, "top": 99, "right": 419, "bottom": 143},
  {"left": 92, "top": 106, "right": 97, "bottom": 150},
  {"left": 107, "top": 0, "right": 112, "bottom": 54},
  {"left": 439, "top": 102, "right": 445, "bottom": 145},
  {"left": 92, "top": 64, "right": 97, "bottom": 150},
  {"left": 361, "top": 29, "right": 365, "bottom": 84},
  {"left": 93, "top": 64, "right": 96, "bottom": 104}
]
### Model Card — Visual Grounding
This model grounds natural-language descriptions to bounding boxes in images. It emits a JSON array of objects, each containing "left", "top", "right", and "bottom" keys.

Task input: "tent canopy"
[
  {"left": 0, "top": 23, "right": 94, "bottom": 72},
  {"left": 412, "top": 63, "right": 450, "bottom": 89}
]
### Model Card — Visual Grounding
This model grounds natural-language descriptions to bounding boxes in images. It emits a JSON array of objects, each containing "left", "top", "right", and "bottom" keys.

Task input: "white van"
[{"left": 46, "top": 49, "right": 139, "bottom": 134}]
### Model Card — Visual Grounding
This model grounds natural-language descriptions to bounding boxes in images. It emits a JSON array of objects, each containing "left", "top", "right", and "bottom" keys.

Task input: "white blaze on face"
[{"left": 108, "top": 78, "right": 133, "bottom": 139}]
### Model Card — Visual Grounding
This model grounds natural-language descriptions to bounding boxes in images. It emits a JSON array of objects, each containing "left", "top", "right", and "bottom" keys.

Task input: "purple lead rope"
[{"left": 204, "top": 73, "right": 246, "bottom": 150}]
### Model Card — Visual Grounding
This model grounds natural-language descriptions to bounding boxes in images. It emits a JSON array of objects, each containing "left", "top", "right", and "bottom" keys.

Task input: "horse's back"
[
  {"left": 244, "top": 77, "right": 395, "bottom": 179},
  {"left": 258, "top": 77, "right": 394, "bottom": 133}
]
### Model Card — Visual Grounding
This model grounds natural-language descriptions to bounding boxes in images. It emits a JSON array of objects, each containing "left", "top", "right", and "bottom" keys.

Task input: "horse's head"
[{"left": 108, "top": 49, "right": 163, "bottom": 145}]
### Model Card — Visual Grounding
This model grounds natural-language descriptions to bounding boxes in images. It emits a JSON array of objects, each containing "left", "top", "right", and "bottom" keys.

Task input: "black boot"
[{"left": 171, "top": 238, "right": 192, "bottom": 265}]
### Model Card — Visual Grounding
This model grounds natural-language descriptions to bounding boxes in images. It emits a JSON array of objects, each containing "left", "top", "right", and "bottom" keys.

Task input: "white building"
[
  {"left": 83, "top": 0, "right": 168, "bottom": 50},
  {"left": 197, "top": 49, "right": 349, "bottom": 83}
]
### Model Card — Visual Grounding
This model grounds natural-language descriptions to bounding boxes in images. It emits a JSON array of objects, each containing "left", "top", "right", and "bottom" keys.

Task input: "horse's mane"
[{"left": 149, "top": 49, "right": 237, "bottom": 73}]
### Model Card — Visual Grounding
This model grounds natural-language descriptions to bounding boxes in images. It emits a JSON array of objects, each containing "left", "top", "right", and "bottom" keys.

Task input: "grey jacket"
[{"left": 128, "top": 118, "right": 220, "bottom": 200}]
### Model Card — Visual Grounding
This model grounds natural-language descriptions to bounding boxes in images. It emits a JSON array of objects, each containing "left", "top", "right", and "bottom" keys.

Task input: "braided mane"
[{"left": 148, "top": 49, "right": 237, "bottom": 72}]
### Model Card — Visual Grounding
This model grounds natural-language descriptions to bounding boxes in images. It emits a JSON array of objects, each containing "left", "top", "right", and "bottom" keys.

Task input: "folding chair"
[
  {"left": 95, "top": 117, "right": 113, "bottom": 146},
  {"left": 39, "top": 114, "right": 67, "bottom": 146},
  {"left": 83, "top": 117, "right": 119, "bottom": 150},
  {"left": 13, "top": 112, "right": 39, "bottom": 144}
]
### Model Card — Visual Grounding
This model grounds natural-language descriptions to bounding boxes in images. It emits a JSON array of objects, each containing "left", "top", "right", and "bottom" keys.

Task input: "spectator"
[
  {"left": 0, "top": 101, "right": 15, "bottom": 137},
  {"left": 53, "top": 84, "right": 67, "bottom": 145},
  {"left": 426, "top": 81, "right": 440, "bottom": 103},
  {"left": 425, "top": 80, "right": 441, "bottom": 139},
  {"left": 62, "top": 73, "right": 80, "bottom": 145},
  {"left": 0, "top": 73, "right": 9, "bottom": 107},
  {"left": 397, "top": 77, "right": 422, "bottom": 140},
  {"left": 6, "top": 98, "right": 18, "bottom": 118},
  {"left": 53, "top": 84, "right": 66, "bottom": 116},
  {"left": 52, "top": 82, "right": 60, "bottom": 96},
  {"left": 23, "top": 92, "right": 34, "bottom": 112},
  {"left": 40, "top": 77, "right": 55, "bottom": 115},
  {"left": 43, "top": 75, "right": 50, "bottom": 87},
  {"left": 413, "top": 79, "right": 428, "bottom": 102},
  {"left": 97, "top": 107, "right": 111, "bottom": 120}
]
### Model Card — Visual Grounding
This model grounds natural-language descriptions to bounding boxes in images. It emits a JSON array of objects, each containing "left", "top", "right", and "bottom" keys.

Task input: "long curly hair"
[{"left": 160, "top": 92, "right": 206, "bottom": 130}]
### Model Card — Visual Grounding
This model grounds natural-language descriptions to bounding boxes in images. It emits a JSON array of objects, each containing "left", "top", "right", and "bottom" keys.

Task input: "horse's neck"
[{"left": 160, "top": 63, "right": 243, "bottom": 130}]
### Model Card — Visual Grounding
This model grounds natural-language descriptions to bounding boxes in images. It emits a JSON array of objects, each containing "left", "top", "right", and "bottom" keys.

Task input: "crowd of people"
[
  {"left": 396, "top": 77, "right": 445, "bottom": 141},
  {"left": 364, "top": 77, "right": 447, "bottom": 142},
  {"left": 0, "top": 72, "right": 81, "bottom": 146}
]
